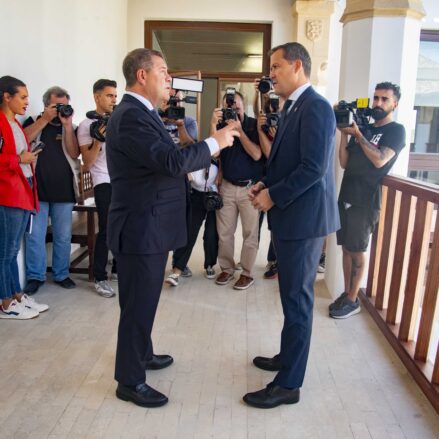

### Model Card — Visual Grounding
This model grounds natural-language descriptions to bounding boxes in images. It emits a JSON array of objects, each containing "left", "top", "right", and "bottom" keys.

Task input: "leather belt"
[{"left": 227, "top": 179, "right": 254, "bottom": 187}]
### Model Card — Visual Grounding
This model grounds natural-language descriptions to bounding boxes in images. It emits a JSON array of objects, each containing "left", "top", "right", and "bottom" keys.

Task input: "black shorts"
[{"left": 336, "top": 201, "right": 380, "bottom": 252}]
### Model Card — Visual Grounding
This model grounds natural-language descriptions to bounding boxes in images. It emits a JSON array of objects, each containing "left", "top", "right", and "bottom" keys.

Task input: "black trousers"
[
  {"left": 173, "top": 189, "right": 218, "bottom": 270},
  {"left": 93, "top": 183, "right": 116, "bottom": 281},
  {"left": 114, "top": 252, "right": 168, "bottom": 386}
]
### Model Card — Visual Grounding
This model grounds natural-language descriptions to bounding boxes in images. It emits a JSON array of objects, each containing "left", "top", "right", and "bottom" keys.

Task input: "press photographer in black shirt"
[{"left": 331, "top": 82, "right": 406, "bottom": 319}]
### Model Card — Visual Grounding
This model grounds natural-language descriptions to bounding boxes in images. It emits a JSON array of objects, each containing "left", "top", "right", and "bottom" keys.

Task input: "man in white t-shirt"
[{"left": 77, "top": 79, "right": 117, "bottom": 298}]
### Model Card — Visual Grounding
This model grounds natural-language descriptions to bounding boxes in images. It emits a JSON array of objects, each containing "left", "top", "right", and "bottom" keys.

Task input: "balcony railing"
[{"left": 361, "top": 174, "right": 439, "bottom": 413}]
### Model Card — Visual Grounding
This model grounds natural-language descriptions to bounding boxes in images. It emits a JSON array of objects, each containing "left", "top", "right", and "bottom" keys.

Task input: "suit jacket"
[
  {"left": 106, "top": 94, "right": 211, "bottom": 255},
  {"left": 264, "top": 86, "right": 340, "bottom": 240}
]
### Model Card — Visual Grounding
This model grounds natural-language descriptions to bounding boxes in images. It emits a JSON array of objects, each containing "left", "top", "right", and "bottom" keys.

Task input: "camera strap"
[{"left": 204, "top": 167, "right": 210, "bottom": 192}]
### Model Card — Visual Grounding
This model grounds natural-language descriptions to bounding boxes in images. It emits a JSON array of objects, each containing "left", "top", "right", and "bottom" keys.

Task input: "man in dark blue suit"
[
  {"left": 106, "top": 48, "right": 238, "bottom": 408},
  {"left": 245, "top": 42, "right": 340, "bottom": 409}
]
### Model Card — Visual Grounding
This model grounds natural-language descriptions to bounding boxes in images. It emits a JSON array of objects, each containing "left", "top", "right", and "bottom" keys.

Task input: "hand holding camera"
[
  {"left": 86, "top": 111, "right": 110, "bottom": 142},
  {"left": 19, "top": 150, "right": 39, "bottom": 164}
]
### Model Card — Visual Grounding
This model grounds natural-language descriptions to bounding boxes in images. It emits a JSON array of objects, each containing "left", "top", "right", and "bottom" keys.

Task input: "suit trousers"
[
  {"left": 272, "top": 233, "right": 324, "bottom": 389},
  {"left": 114, "top": 252, "right": 168, "bottom": 386},
  {"left": 216, "top": 180, "right": 260, "bottom": 277}
]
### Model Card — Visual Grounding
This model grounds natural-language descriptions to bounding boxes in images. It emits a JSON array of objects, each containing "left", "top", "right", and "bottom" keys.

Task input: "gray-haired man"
[{"left": 23, "top": 86, "right": 80, "bottom": 295}]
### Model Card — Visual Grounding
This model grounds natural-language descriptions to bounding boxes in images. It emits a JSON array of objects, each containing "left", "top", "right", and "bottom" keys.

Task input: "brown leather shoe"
[
  {"left": 215, "top": 271, "right": 234, "bottom": 285},
  {"left": 233, "top": 274, "right": 254, "bottom": 290}
]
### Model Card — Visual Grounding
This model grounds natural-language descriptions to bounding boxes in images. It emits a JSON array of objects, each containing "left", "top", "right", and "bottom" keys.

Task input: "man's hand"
[
  {"left": 226, "top": 118, "right": 242, "bottom": 133},
  {"left": 248, "top": 181, "right": 265, "bottom": 201},
  {"left": 210, "top": 108, "right": 223, "bottom": 127},
  {"left": 212, "top": 124, "right": 240, "bottom": 150},
  {"left": 339, "top": 121, "right": 361, "bottom": 139},
  {"left": 41, "top": 105, "right": 58, "bottom": 123},
  {"left": 251, "top": 188, "right": 274, "bottom": 212},
  {"left": 59, "top": 111, "right": 74, "bottom": 127}
]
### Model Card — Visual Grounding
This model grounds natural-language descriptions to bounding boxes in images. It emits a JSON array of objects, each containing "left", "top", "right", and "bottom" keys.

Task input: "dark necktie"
[
  {"left": 151, "top": 108, "right": 164, "bottom": 126},
  {"left": 277, "top": 99, "right": 293, "bottom": 131}
]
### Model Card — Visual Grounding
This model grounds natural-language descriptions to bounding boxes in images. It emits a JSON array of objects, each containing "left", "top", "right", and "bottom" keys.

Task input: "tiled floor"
[{"left": 1, "top": 228, "right": 438, "bottom": 439}]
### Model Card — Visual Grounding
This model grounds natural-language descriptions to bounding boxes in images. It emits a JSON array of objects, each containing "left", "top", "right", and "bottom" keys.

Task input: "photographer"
[
  {"left": 331, "top": 82, "right": 406, "bottom": 319},
  {"left": 77, "top": 79, "right": 118, "bottom": 298},
  {"left": 23, "top": 86, "right": 80, "bottom": 295},
  {"left": 159, "top": 89, "right": 197, "bottom": 147},
  {"left": 210, "top": 90, "right": 263, "bottom": 290}
]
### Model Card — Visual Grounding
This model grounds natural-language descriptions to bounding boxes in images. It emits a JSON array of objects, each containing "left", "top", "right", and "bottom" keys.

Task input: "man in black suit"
[
  {"left": 246, "top": 42, "right": 340, "bottom": 408},
  {"left": 106, "top": 48, "right": 238, "bottom": 408}
]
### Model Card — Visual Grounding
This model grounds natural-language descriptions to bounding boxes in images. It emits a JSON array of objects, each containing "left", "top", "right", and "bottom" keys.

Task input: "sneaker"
[
  {"left": 263, "top": 261, "right": 278, "bottom": 279},
  {"left": 94, "top": 280, "right": 115, "bottom": 298},
  {"left": 54, "top": 277, "right": 76, "bottom": 289},
  {"left": 181, "top": 266, "right": 192, "bottom": 277},
  {"left": 20, "top": 294, "right": 49, "bottom": 313},
  {"left": 165, "top": 273, "right": 180, "bottom": 287},
  {"left": 317, "top": 253, "right": 326, "bottom": 273},
  {"left": 328, "top": 292, "right": 348, "bottom": 311},
  {"left": 110, "top": 272, "right": 118, "bottom": 282},
  {"left": 233, "top": 274, "right": 254, "bottom": 290},
  {"left": 23, "top": 279, "right": 45, "bottom": 295},
  {"left": 215, "top": 271, "right": 234, "bottom": 285},
  {"left": 205, "top": 266, "right": 216, "bottom": 279},
  {"left": 0, "top": 299, "right": 39, "bottom": 320},
  {"left": 235, "top": 262, "right": 243, "bottom": 271},
  {"left": 329, "top": 296, "right": 361, "bottom": 319}
]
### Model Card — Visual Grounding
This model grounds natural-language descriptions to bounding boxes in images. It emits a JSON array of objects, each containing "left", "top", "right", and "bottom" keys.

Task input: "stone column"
[
  {"left": 325, "top": 0, "right": 426, "bottom": 298},
  {"left": 291, "top": 0, "right": 337, "bottom": 90}
]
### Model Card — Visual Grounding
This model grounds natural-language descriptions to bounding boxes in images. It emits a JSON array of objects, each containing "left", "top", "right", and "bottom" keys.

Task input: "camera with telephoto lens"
[
  {"left": 334, "top": 98, "right": 372, "bottom": 135},
  {"left": 55, "top": 103, "right": 74, "bottom": 118},
  {"left": 258, "top": 76, "right": 273, "bottom": 94},
  {"left": 86, "top": 110, "right": 111, "bottom": 142},
  {"left": 262, "top": 94, "right": 280, "bottom": 135},
  {"left": 158, "top": 94, "right": 198, "bottom": 120},
  {"left": 203, "top": 190, "right": 223, "bottom": 211},
  {"left": 217, "top": 88, "right": 237, "bottom": 129}
]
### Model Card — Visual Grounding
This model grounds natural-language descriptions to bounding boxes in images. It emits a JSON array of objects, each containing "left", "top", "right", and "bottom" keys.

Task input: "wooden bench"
[{"left": 46, "top": 166, "right": 98, "bottom": 281}]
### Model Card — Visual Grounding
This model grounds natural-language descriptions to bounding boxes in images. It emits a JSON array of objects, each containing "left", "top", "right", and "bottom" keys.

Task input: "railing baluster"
[
  {"left": 399, "top": 199, "right": 433, "bottom": 341},
  {"left": 387, "top": 193, "right": 414, "bottom": 325},
  {"left": 415, "top": 212, "right": 439, "bottom": 362},
  {"left": 376, "top": 188, "right": 398, "bottom": 310},
  {"left": 433, "top": 342, "right": 439, "bottom": 385}
]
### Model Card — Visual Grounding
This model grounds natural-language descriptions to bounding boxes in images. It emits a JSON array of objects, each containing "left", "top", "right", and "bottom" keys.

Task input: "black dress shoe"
[
  {"left": 54, "top": 277, "right": 76, "bottom": 289},
  {"left": 23, "top": 279, "right": 44, "bottom": 295},
  {"left": 116, "top": 382, "right": 168, "bottom": 408},
  {"left": 253, "top": 354, "right": 281, "bottom": 371},
  {"left": 145, "top": 354, "right": 174, "bottom": 370},
  {"left": 243, "top": 383, "right": 300, "bottom": 409}
]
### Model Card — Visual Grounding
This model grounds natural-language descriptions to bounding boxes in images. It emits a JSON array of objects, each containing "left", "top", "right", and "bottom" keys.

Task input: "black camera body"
[
  {"left": 55, "top": 103, "right": 74, "bottom": 118},
  {"left": 262, "top": 94, "right": 280, "bottom": 135},
  {"left": 334, "top": 98, "right": 372, "bottom": 135},
  {"left": 158, "top": 94, "right": 198, "bottom": 120},
  {"left": 203, "top": 190, "right": 223, "bottom": 211},
  {"left": 217, "top": 88, "right": 237, "bottom": 129},
  {"left": 258, "top": 76, "right": 273, "bottom": 94},
  {"left": 86, "top": 110, "right": 111, "bottom": 142}
]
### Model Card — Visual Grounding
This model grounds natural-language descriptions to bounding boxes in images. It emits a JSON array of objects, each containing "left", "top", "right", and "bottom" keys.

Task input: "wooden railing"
[{"left": 361, "top": 175, "right": 439, "bottom": 413}]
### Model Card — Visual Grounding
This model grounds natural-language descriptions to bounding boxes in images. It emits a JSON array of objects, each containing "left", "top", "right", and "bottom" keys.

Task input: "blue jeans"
[
  {"left": 25, "top": 201, "right": 74, "bottom": 282},
  {"left": 0, "top": 206, "right": 31, "bottom": 300}
]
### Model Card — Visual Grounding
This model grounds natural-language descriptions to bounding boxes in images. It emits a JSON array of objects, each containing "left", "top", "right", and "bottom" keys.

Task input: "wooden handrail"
[{"left": 363, "top": 174, "right": 439, "bottom": 413}]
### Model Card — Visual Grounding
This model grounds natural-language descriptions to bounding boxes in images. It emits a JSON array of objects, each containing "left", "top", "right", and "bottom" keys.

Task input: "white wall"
[
  {"left": 1, "top": 0, "right": 128, "bottom": 124},
  {"left": 422, "top": 0, "right": 439, "bottom": 30},
  {"left": 127, "top": 0, "right": 294, "bottom": 51}
]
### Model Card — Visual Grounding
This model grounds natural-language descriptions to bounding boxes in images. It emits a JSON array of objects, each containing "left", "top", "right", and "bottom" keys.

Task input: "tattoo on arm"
[{"left": 357, "top": 134, "right": 395, "bottom": 163}]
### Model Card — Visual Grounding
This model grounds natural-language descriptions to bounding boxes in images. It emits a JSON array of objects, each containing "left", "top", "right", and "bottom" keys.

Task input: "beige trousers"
[{"left": 216, "top": 180, "right": 260, "bottom": 277}]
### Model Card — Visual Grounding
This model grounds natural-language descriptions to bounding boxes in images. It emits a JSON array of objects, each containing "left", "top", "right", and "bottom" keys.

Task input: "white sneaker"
[
  {"left": 95, "top": 280, "right": 115, "bottom": 298},
  {"left": 110, "top": 273, "right": 118, "bottom": 282},
  {"left": 20, "top": 294, "right": 49, "bottom": 313},
  {"left": 205, "top": 266, "right": 216, "bottom": 279},
  {"left": 0, "top": 299, "right": 39, "bottom": 320},
  {"left": 165, "top": 273, "right": 179, "bottom": 287}
]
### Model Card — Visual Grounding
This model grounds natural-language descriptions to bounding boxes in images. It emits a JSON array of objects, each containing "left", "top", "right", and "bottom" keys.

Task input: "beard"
[{"left": 371, "top": 107, "right": 390, "bottom": 121}]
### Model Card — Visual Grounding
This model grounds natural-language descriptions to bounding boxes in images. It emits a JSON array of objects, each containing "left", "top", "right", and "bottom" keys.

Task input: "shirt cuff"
[{"left": 205, "top": 137, "right": 220, "bottom": 156}]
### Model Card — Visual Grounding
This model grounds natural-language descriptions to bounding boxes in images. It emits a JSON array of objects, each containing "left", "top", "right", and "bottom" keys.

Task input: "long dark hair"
[{"left": 0, "top": 76, "right": 26, "bottom": 104}]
